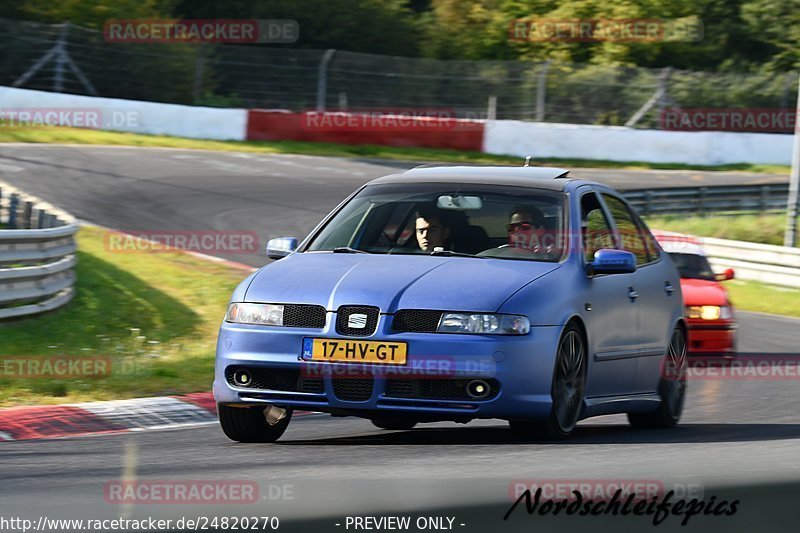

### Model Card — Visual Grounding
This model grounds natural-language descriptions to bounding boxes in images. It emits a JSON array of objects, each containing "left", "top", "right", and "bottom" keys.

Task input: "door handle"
[
  {"left": 664, "top": 282, "right": 675, "bottom": 294},
  {"left": 628, "top": 288, "right": 639, "bottom": 300}
]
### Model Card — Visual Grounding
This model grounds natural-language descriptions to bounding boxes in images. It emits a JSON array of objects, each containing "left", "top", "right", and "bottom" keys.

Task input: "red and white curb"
[
  {"left": 0, "top": 393, "right": 316, "bottom": 442},
  {"left": 0, "top": 392, "right": 218, "bottom": 442}
]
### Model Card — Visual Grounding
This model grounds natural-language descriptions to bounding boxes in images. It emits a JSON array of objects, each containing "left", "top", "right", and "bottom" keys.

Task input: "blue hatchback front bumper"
[{"left": 214, "top": 317, "right": 562, "bottom": 421}]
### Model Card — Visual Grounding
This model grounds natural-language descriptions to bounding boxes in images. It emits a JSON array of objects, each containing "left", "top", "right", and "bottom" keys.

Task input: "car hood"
[
  {"left": 680, "top": 278, "right": 729, "bottom": 306},
  {"left": 245, "top": 253, "right": 560, "bottom": 313}
]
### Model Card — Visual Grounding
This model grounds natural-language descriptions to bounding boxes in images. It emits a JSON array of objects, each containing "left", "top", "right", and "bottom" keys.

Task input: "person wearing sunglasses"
[
  {"left": 478, "top": 205, "right": 553, "bottom": 258},
  {"left": 507, "top": 205, "right": 546, "bottom": 249}
]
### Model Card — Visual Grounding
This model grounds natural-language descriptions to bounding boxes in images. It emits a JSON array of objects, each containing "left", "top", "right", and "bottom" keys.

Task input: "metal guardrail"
[
  {"left": 626, "top": 184, "right": 791, "bottom": 216},
  {"left": 702, "top": 237, "right": 800, "bottom": 289},
  {"left": 0, "top": 182, "right": 78, "bottom": 320}
]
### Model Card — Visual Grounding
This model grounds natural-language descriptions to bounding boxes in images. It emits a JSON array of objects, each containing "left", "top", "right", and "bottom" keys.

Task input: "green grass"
[
  {"left": 0, "top": 124, "right": 789, "bottom": 174},
  {"left": 645, "top": 213, "right": 799, "bottom": 246},
  {"left": 726, "top": 279, "right": 800, "bottom": 318},
  {"left": 0, "top": 226, "right": 249, "bottom": 407}
]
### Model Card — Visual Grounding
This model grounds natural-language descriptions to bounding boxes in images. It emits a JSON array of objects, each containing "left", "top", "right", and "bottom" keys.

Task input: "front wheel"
[
  {"left": 509, "top": 323, "right": 586, "bottom": 440},
  {"left": 218, "top": 404, "right": 292, "bottom": 442},
  {"left": 628, "top": 325, "right": 687, "bottom": 428}
]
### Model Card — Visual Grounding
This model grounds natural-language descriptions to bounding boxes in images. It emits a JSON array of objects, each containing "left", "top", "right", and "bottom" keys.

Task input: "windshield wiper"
[
  {"left": 332, "top": 246, "right": 369, "bottom": 254},
  {"left": 429, "top": 249, "right": 483, "bottom": 258}
]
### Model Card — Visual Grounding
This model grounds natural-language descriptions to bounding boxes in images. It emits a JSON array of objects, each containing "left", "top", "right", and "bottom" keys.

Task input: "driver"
[{"left": 415, "top": 205, "right": 451, "bottom": 252}]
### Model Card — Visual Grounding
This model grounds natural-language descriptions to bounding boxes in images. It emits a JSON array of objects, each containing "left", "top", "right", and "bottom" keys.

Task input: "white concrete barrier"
[
  {"left": 484, "top": 120, "right": 794, "bottom": 166},
  {"left": 0, "top": 86, "right": 247, "bottom": 141},
  {"left": 701, "top": 237, "right": 800, "bottom": 288},
  {"left": 1, "top": 86, "right": 794, "bottom": 166}
]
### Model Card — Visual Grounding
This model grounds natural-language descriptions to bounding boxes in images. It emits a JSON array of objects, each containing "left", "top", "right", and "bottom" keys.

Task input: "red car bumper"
[{"left": 686, "top": 319, "right": 736, "bottom": 356}]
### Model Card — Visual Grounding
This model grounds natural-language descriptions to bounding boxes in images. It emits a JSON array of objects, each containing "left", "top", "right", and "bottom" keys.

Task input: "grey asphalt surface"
[{"left": 0, "top": 145, "right": 798, "bottom": 532}]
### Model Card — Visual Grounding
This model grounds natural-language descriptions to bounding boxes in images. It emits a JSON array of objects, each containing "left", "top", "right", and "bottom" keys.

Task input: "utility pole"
[{"left": 784, "top": 72, "right": 800, "bottom": 247}]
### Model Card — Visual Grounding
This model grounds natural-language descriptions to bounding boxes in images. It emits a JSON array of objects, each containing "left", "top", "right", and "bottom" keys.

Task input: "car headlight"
[
  {"left": 225, "top": 303, "right": 284, "bottom": 325},
  {"left": 685, "top": 305, "right": 732, "bottom": 320},
  {"left": 437, "top": 313, "right": 530, "bottom": 335}
]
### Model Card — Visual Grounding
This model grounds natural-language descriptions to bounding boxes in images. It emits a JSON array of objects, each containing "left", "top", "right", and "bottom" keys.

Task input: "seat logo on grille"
[{"left": 347, "top": 313, "right": 368, "bottom": 329}]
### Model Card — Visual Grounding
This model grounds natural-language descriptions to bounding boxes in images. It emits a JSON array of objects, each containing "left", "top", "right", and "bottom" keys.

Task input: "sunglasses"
[{"left": 507, "top": 221, "right": 537, "bottom": 232}]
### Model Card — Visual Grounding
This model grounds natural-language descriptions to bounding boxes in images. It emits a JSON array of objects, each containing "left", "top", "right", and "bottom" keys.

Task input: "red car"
[{"left": 653, "top": 231, "right": 736, "bottom": 357}]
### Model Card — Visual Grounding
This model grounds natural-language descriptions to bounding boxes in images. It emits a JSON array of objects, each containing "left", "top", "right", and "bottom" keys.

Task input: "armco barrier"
[
  {"left": 246, "top": 110, "right": 485, "bottom": 151},
  {"left": 0, "top": 182, "right": 78, "bottom": 320},
  {"left": 626, "top": 184, "right": 791, "bottom": 216},
  {"left": 701, "top": 237, "right": 800, "bottom": 289}
]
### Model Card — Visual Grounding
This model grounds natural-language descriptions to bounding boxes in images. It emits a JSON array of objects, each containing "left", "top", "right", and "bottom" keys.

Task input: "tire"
[
  {"left": 218, "top": 404, "right": 292, "bottom": 443},
  {"left": 628, "top": 325, "right": 687, "bottom": 429},
  {"left": 509, "top": 322, "right": 587, "bottom": 441},
  {"left": 371, "top": 419, "right": 417, "bottom": 430}
]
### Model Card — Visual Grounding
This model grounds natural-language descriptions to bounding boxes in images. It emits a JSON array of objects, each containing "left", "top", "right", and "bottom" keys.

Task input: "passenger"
[
  {"left": 506, "top": 205, "right": 546, "bottom": 249},
  {"left": 478, "top": 205, "right": 556, "bottom": 258}
]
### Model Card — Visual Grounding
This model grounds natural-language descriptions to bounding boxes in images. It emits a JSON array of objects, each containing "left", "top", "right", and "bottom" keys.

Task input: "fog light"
[
  {"left": 466, "top": 380, "right": 491, "bottom": 399},
  {"left": 233, "top": 370, "right": 252, "bottom": 386}
]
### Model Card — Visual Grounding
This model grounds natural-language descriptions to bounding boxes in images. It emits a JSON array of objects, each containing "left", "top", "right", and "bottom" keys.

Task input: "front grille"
[
  {"left": 332, "top": 377, "right": 374, "bottom": 402},
  {"left": 283, "top": 304, "right": 327, "bottom": 328},
  {"left": 393, "top": 310, "right": 443, "bottom": 333},
  {"left": 385, "top": 378, "right": 500, "bottom": 401},
  {"left": 336, "top": 305, "right": 380, "bottom": 336},
  {"left": 225, "top": 366, "right": 324, "bottom": 393}
]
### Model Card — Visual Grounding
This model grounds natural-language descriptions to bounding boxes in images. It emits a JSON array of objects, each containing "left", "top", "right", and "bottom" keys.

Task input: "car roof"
[
  {"left": 652, "top": 230, "right": 707, "bottom": 256},
  {"left": 366, "top": 165, "right": 574, "bottom": 191}
]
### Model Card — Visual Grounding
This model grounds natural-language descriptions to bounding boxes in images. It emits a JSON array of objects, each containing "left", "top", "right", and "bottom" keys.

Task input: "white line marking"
[{"left": 121, "top": 440, "right": 138, "bottom": 519}]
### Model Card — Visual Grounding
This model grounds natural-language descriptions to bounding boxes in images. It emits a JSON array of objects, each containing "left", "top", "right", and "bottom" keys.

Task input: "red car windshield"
[{"left": 668, "top": 252, "right": 716, "bottom": 281}]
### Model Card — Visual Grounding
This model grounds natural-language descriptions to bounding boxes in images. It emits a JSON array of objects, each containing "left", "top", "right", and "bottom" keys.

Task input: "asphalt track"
[{"left": 0, "top": 145, "right": 798, "bottom": 533}]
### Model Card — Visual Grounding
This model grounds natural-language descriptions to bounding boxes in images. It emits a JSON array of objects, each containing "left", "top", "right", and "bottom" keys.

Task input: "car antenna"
[{"left": 523, "top": 156, "right": 533, "bottom": 167}]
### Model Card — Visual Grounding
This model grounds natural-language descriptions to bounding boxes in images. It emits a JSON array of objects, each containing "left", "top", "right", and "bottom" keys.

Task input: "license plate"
[{"left": 302, "top": 338, "right": 407, "bottom": 365}]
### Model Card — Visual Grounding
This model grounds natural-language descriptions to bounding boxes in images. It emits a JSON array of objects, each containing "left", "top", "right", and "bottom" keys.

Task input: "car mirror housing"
[
  {"left": 266, "top": 237, "right": 298, "bottom": 260},
  {"left": 589, "top": 249, "right": 637, "bottom": 275},
  {"left": 715, "top": 268, "right": 735, "bottom": 281}
]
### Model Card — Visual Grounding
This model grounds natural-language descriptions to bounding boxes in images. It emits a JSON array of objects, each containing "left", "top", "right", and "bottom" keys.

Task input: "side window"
[
  {"left": 601, "top": 194, "right": 649, "bottom": 265},
  {"left": 633, "top": 213, "right": 662, "bottom": 262},
  {"left": 580, "top": 192, "right": 614, "bottom": 262}
]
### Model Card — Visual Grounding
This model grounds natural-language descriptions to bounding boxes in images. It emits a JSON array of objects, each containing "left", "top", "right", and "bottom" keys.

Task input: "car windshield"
[
  {"left": 305, "top": 183, "right": 566, "bottom": 262},
  {"left": 668, "top": 252, "right": 716, "bottom": 281}
]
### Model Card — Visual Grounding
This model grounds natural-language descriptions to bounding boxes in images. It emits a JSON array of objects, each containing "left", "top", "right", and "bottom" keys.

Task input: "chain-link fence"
[{"left": 0, "top": 18, "right": 797, "bottom": 129}]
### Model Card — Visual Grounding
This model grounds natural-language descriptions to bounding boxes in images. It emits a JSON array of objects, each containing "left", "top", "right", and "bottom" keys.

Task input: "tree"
[{"left": 15, "top": 0, "right": 177, "bottom": 29}]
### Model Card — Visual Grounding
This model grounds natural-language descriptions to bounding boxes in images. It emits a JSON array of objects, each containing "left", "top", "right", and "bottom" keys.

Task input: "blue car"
[{"left": 214, "top": 166, "right": 687, "bottom": 442}]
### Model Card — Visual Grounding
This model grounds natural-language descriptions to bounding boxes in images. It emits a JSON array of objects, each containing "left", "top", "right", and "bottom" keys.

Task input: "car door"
[
  {"left": 580, "top": 190, "right": 638, "bottom": 398},
  {"left": 600, "top": 194, "right": 677, "bottom": 393}
]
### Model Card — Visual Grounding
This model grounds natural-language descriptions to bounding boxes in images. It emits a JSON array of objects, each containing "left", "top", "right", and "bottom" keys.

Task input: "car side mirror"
[
  {"left": 266, "top": 237, "right": 298, "bottom": 260},
  {"left": 589, "top": 249, "right": 636, "bottom": 275},
  {"left": 715, "top": 268, "right": 735, "bottom": 281}
]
